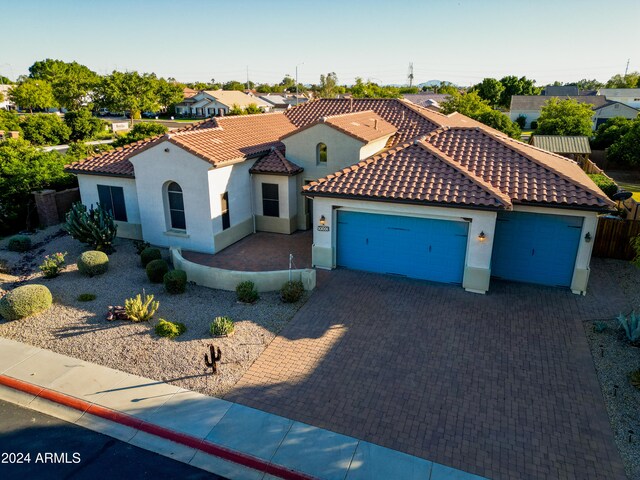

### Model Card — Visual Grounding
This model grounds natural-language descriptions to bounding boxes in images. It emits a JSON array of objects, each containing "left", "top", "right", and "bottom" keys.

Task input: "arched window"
[
  {"left": 316, "top": 142, "right": 327, "bottom": 164},
  {"left": 167, "top": 182, "right": 186, "bottom": 230}
]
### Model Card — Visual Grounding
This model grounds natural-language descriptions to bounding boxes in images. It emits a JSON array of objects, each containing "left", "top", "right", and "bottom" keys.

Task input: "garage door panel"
[
  {"left": 492, "top": 211, "right": 582, "bottom": 287},
  {"left": 337, "top": 211, "right": 468, "bottom": 284}
]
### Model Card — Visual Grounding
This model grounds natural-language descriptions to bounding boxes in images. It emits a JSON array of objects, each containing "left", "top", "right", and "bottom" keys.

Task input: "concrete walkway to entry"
[{"left": 0, "top": 337, "right": 485, "bottom": 480}]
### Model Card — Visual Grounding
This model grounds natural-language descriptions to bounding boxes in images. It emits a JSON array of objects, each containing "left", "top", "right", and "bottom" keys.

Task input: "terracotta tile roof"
[
  {"left": 304, "top": 140, "right": 508, "bottom": 209},
  {"left": 425, "top": 127, "right": 613, "bottom": 209},
  {"left": 250, "top": 148, "right": 303, "bottom": 176},
  {"left": 281, "top": 110, "right": 396, "bottom": 144},
  {"left": 168, "top": 113, "right": 296, "bottom": 166}
]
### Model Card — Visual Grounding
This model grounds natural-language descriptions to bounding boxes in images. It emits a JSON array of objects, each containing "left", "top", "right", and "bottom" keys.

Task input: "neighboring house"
[
  {"left": 402, "top": 93, "right": 449, "bottom": 111},
  {"left": 258, "top": 94, "right": 309, "bottom": 111},
  {"left": 596, "top": 88, "right": 640, "bottom": 109},
  {"left": 542, "top": 86, "right": 580, "bottom": 96},
  {"left": 67, "top": 98, "right": 614, "bottom": 295},
  {"left": 510, "top": 95, "right": 639, "bottom": 129},
  {"left": 529, "top": 135, "right": 591, "bottom": 165},
  {"left": 174, "top": 90, "right": 273, "bottom": 117},
  {"left": 0, "top": 84, "right": 15, "bottom": 110}
]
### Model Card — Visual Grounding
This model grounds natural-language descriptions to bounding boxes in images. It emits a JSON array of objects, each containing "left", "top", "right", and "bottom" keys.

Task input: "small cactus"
[
  {"left": 204, "top": 344, "right": 222, "bottom": 374},
  {"left": 64, "top": 202, "right": 118, "bottom": 253}
]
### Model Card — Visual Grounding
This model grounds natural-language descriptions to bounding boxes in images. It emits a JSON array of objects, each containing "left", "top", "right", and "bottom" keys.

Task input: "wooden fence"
[{"left": 593, "top": 217, "right": 640, "bottom": 260}]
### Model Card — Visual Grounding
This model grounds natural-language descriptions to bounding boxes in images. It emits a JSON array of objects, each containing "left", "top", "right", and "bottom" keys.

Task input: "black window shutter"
[
  {"left": 97, "top": 185, "right": 111, "bottom": 212},
  {"left": 111, "top": 187, "right": 127, "bottom": 222}
]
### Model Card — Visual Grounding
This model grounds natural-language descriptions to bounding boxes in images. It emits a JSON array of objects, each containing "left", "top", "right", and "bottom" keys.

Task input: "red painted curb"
[{"left": 0, "top": 374, "right": 315, "bottom": 480}]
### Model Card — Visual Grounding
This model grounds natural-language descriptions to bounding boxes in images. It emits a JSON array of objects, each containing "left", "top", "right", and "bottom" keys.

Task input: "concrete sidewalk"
[{"left": 0, "top": 337, "right": 486, "bottom": 480}]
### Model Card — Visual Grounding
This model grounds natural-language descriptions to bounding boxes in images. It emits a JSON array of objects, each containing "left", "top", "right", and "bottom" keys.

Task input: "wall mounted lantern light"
[
  {"left": 478, "top": 231, "right": 486, "bottom": 242},
  {"left": 585, "top": 232, "right": 592, "bottom": 243},
  {"left": 164, "top": 147, "right": 170, "bottom": 153},
  {"left": 319, "top": 215, "right": 326, "bottom": 226}
]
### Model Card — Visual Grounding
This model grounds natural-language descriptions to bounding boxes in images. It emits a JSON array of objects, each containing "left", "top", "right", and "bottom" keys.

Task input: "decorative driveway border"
[{"left": 227, "top": 261, "right": 629, "bottom": 480}]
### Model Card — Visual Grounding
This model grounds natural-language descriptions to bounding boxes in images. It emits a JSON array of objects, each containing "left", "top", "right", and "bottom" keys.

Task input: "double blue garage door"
[
  {"left": 337, "top": 211, "right": 468, "bottom": 284},
  {"left": 337, "top": 210, "right": 583, "bottom": 289}
]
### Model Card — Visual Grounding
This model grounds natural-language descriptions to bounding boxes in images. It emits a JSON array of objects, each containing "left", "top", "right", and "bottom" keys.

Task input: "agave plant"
[
  {"left": 64, "top": 202, "right": 118, "bottom": 253},
  {"left": 616, "top": 311, "right": 640, "bottom": 343}
]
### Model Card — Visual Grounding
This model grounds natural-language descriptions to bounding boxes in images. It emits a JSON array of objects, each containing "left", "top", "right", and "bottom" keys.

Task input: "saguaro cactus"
[{"left": 204, "top": 344, "right": 222, "bottom": 374}]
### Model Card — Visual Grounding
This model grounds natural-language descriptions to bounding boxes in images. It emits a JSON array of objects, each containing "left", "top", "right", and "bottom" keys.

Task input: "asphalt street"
[{"left": 0, "top": 398, "right": 226, "bottom": 479}]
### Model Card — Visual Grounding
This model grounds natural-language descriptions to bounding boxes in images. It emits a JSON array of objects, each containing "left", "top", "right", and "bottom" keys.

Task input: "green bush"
[
  {"left": 146, "top": 259, "right": 169, "bottom": 283},
  {"left": 155, "top": 318, "right": 186, "bottom": 339},
  {"left": 77, "top": 293, "right": 96, "bottom": 302},
  {"left": 281, "top": 280, "right": 304, "bottom": 303},
  {"left": 125, "top": 291, "right": 159, "bottom": 322},
  {"left": 210, "top": 316, "right": 234, "bottom": 336},
  {"left": 0, "top": 284, "right": 52, "bottom": 321},
  {"left": 515, "top": 115, "right": 527, "bottom": 129},
  {"left": 8, "top": 235, "right": 32, "bottom": 252},
  {"left": 164, "top": 270, "right": 187, "bottom": 294},
  {"left": 236, "top": 280, "right": 258, "bottom": 303},
  {"left": 587, "top": 173, "right": 618, "bottom": 199},
  {"left": 19, "top": 113, "right": 71, "bottom": 146},
  {"left": 140, "top": 247, "right": 161, "bottom": 267},
  {"left": 77, "top": 250, "right": 109, "bottom": 276},
  {"left": 64, "top": 109, "right": 105, "bottom": 142},
  {"left": 530, "top": 120, "right": 538, "bottom": 130},
  {"left": 133, "top": 240, "right": 151, "bottom": 255}
]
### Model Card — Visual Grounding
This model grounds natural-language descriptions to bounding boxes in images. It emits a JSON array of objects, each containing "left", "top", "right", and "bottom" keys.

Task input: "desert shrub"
[
  {"left": 8, "top": 235, "right": 32, "bottom": 252},
  {"left": 616, "top": 311, "right": 640, "bottom": 343},
  {"left": 210, "top": 316, "right": 234, "bottom": 336},
  {"left": 77, "top": 250, "right": 109, "bottom": 276},
  {"left": 39, "top": 252, "right": 67, "bottom": 278},
  {"left": 281, "top": 280, "right": 304, "bottom": 303},
  {"left": 236, "top": 280, "right": 258, "bottom": 303},
  {"left": 0, "top": 284, "right": 52, "bottom": 321},
  {"left": 77, "top": 293, "right": 96, "bottom": 302},
  {"left": 133, "top": 240, "right": 151, "bottom": 255},
  {"left": 140, "top": 247, "right": 161, "bottom": 267},
  {"left": 125, "top": 291, "right": 159, "bottom": 322},
  {"left": 64, "top": 202, "right": 117, "bottom": 252},
  {"left": 146, "top": 259, "right": 169, "bottom": 283},
  {"left": 587, "top": 173, "right": 618, "bottom": 199},
  {"left": 164, "top": 269, "right": 187, "bottom": 294},
  {"left": 155, "top": 318, "right": 186, "bottom": 339},
  {"left": 530, "top": 120, "right": 538, "bottom": 130}
]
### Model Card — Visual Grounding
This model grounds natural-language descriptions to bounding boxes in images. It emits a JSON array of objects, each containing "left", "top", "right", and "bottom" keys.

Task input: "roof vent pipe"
[
  {"left": 350, "top": 97, "right": 353, "bottom": 112},
  {"left": 374, "top": 119, "right": 378, "bottom": 130}
]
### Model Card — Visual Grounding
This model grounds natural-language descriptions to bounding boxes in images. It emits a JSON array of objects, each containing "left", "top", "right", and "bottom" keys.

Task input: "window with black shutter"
[
  {"left": 97, "top": 185, "right": 127, "bottom": 222},
  {"left": 262, "top": 183, "right": 279, "bottom": 217},
  {"left": 167, "top": 182, "right": 186, "bottom": 230},
  {"left": 221, "top": 192, "right": 230, "bottom": 230}
]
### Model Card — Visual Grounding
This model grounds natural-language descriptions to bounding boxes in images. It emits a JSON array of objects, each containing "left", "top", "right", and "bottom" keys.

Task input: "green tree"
[
  {"left": 65, "top": 141, "right": 113, "bottom": 161},
  {"left": 606, "top": 72, "right": 640, "bottom": 88},
  {"left": 256, "top": 84, "right": 272, "bottom": 93},
  {"left": 226, "top": 103, "right": 246, "bottom": 116},
  {"left": 112, "top": 122, "right": 168, "bottom": 147},
  {"left": 244, "top": 103, "right": 262, "bottom": 114},
  {"left": 471, "top": 78, "right": 504, "bottom": 108},
  {"left": 498, "top": 75, "right": 540, "bottom": 109},
  {"left": 0, "top": 138, "right": 75, "bottom": 232},
  {"left": 222, "top": 80, "right": 246, "bottom": 91},
  {"left": 591, "top": 117, "right": 634, "bottom": 149},
  {"left": 349, "top": 78, "right": 400, "bottom": 98},
  {"left": 9, "top": 79, "right": 56, "bottom": 113},
  {"left": 29, "top": 59, "right": 99, "bottom": 110},
  {"left": 535, "top": 98, "right": 594, "bottom": 136},
  {"left": 19, "top": 114, "right": 71, "bottom": 145},
  {"left": 318, "top": 72, "right": 339, "bottom": 98},
  {"left": 569, "top": 79, "right": 605, "bottom": 90},
  {"left": 94, "top": 71, "right": 160, "bottom": 125},
  {"left": 440, "top": 91, "right": 522, "bottom": 138},
  {"left": 64, "top": 109, "right": 105, "bottom": 141},
  {"left": 399, "top": 86, "right": 420, "bottom": 94},
  {"left": 607, "top": 121, "right": 640, "bottom": 166},
  {"left": 156, "top": 78, "right": 184, "bottom": 111},
  {"left": 0, "top": 75, "right": 12, "bottom": 84}
]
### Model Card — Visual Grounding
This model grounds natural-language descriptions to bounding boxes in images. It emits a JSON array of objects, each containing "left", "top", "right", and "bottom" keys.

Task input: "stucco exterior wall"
[
  {"left": 310, "top": 197, "right": 497, "bottom": 293},
  {"left": 129, "top": 141, "right": 215, "bottom": 253},
  {"left": 593, "top": 103, "right": 638, "bottom": 125},
  {"left": 77, "top": 174, "right": 142, "bottom": 239}
]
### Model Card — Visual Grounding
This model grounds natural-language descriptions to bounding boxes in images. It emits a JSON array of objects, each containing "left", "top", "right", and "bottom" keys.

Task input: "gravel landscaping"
[
  {"left": 0, "top": 227, "right": 308, "bottom": 397},
  {"left": 584, "top": 258, "right": 640, "bottom": 480}
]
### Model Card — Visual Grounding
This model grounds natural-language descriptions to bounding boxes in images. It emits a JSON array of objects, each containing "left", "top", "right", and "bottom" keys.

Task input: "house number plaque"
[{"left": 317, "top": 225, "right": 330, "bottom": 232}]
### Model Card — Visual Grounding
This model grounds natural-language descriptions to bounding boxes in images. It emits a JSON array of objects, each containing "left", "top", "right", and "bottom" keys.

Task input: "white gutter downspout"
[{"left": 249, "top": 172, "right": 256, "bottom": 233}]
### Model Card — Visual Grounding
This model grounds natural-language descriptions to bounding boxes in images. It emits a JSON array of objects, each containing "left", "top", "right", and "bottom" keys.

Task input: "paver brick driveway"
[{"left": 226, "top": 259, "right": 629, "bottom": 480}]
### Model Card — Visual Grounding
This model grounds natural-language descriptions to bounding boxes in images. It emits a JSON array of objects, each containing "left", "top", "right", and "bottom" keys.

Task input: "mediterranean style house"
[
  {"left": 174, "top": 90, "right": 273, "bottom": 117},
  {"left": 67, "top": 98, "right": 614, "bottom": 295}
]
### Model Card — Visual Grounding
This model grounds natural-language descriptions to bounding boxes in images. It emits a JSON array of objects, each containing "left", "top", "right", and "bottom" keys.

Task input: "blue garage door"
[
  {"left": 337, "top": 211, "right": 468, "bottom": 284},
  {"left": 491, "top": 211, "right": 582, "bottom": 287}
]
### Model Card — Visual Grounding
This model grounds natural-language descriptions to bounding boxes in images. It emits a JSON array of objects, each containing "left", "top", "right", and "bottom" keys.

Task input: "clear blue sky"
[{"left": 1, "top": 0, "right": 637, "bottom": 87}]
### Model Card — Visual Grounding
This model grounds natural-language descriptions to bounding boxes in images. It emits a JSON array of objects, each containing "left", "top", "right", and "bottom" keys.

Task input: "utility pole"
[
  {"left": 624, "top": 58, "right": 630, "bottom": 77},
  {"left": 408, "top": 62, "right": 414, "bottom": 88}
]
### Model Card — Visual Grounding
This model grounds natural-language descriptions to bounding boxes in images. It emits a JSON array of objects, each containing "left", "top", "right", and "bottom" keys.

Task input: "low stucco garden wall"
[{"left": 170, "top": 247, "right": 316, "bottom": 293}]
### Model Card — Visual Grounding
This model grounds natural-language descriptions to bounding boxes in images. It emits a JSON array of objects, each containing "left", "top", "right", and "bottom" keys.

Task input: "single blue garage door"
[
  {"left": 337, "top": 211, "right": 468, "bottom": 284},
  {"left": 491, "top": 211, "right": 583, "bottom": 287}
]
